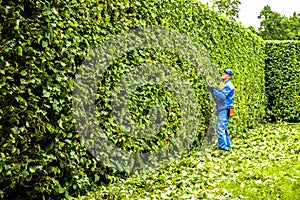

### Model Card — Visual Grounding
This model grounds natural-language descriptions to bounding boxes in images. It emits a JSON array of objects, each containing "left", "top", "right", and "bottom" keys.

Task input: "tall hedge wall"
[
  {"left": 265, "top": 41, "right": 300, "bottom": 122},
  {"left": 0, "top": 0, "right": 265, "bottom": 198}
]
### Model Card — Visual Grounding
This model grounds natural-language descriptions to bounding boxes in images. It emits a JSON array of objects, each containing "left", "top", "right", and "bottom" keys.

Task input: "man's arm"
[{"left": 212, "top": 85, "right": 232, "bottom": 99}]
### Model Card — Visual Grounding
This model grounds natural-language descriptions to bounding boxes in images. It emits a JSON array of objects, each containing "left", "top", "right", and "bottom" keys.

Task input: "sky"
[{"left": 199, "top": 0, "right": 300, "bottom": 29}]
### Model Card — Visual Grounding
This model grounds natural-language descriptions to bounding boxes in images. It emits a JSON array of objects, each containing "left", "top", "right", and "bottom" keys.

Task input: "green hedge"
[
  {"left": 265, "top": 41, "right": 300, "bottom": 122},
  {"left": 0, "top": 0, "right": 265, "bottom": 198}
]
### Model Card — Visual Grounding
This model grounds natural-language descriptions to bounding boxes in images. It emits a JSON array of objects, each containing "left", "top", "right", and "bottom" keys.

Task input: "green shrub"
[
  {"left": 265, "top": 41, "right": 300, "bottom": 122},
  {"left": 0, "top": 0, "right": 265, "bottom": 198}
]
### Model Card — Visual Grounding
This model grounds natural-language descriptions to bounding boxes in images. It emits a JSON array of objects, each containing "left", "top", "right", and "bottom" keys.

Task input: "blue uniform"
[
  {"left": 212, "top": 79, "right": 234, "bottom": 111},
  {"left": 212, "top": 79, "right": 234, "bottom": 151}
]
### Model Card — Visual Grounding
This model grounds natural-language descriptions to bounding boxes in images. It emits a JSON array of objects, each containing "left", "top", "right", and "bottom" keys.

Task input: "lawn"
[{"left": 81, "top": 123, "right": 300, "bottom": 200}]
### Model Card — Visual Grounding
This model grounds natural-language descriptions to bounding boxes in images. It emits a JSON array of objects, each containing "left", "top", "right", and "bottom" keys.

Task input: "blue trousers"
[{"left": 216, "top": 109, "right": 231, "bottom": 151}]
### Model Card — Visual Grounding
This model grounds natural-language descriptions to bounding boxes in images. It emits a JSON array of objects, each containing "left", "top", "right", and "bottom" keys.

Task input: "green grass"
[
  {"left": 79, "top": 123, "right": 300, "bottom": 200},
  {"left": 215, "top": 159, "right": 300, "bottom": 200}
]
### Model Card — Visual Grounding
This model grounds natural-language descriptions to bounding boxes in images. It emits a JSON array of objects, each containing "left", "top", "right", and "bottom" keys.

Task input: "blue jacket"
[{"left": 212, "top": 80, "right": 234, "bottom": 112}]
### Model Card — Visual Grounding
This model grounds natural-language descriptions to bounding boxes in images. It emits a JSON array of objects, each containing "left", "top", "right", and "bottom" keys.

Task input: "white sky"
[{"left": 199, "top": 0, "right": 300, "bottom": 29}]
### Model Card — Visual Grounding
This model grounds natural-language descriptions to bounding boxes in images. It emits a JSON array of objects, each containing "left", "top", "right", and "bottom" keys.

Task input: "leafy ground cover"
[{"left": 80, "top": 123, "right": 300, "bottom": 199}]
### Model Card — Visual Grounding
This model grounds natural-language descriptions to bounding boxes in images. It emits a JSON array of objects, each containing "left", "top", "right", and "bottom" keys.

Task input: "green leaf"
[
  {"left": 22, "top": 170, "right": 29, "bottom": 178},
  {"left": 15, "top": 46, "right": 23, "bottom": 56},
  {"left": 42, "top": 41, "right": 48, "bottom": 48},
  {"left": 43, "top": 89, "right": 50, "bottom": 97},
  {"left": 21, "top": 70, "right": 27, "bottom": 76}
]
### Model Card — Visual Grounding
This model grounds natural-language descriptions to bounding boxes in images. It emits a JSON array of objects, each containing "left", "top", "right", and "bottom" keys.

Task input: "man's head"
[{"left": 222, "top": 69, "right": 233, "bottom": 81}]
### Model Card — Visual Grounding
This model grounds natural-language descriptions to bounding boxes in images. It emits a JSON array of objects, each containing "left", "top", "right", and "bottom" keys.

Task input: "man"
[{"left": 208, "top": 69, "right": 235, "bottom": 151}]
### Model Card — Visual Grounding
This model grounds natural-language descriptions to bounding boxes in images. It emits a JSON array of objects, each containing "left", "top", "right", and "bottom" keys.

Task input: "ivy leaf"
[{"left": 15, "top": 46, "right": 23, "bottom": 56}]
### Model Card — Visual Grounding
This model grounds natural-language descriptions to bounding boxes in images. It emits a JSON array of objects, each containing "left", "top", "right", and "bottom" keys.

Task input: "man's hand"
[{"left": 208, "top": 84, "right": 214, "bottom": 92}]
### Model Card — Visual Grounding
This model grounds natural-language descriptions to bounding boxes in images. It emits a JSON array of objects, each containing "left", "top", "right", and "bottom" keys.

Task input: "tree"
[
  {"left": 285, "top": 12, "right": 300, "bottom": 40},
  {"left": 211, "top": 0, "right": 241, "bottom": 20},
  {"left": 258, "top": 5, "right": 300, "bottom": 40}
]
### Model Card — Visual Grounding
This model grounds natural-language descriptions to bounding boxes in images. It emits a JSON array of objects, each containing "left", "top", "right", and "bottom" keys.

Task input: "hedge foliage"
[
  {"left": 265, "top": 41, "right": 300, "bottom": 122},
  {"left": 0, "top": 0, "right": 265, "bottom": 198}
]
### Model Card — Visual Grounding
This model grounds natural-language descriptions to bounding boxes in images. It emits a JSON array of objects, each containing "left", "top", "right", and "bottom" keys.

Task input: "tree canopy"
[
  {"left": 211, "top": 0, "right": 241, "bottom": 20},
  {"left": 258, "top": 5, "right": 300, "bottom": 40}
]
